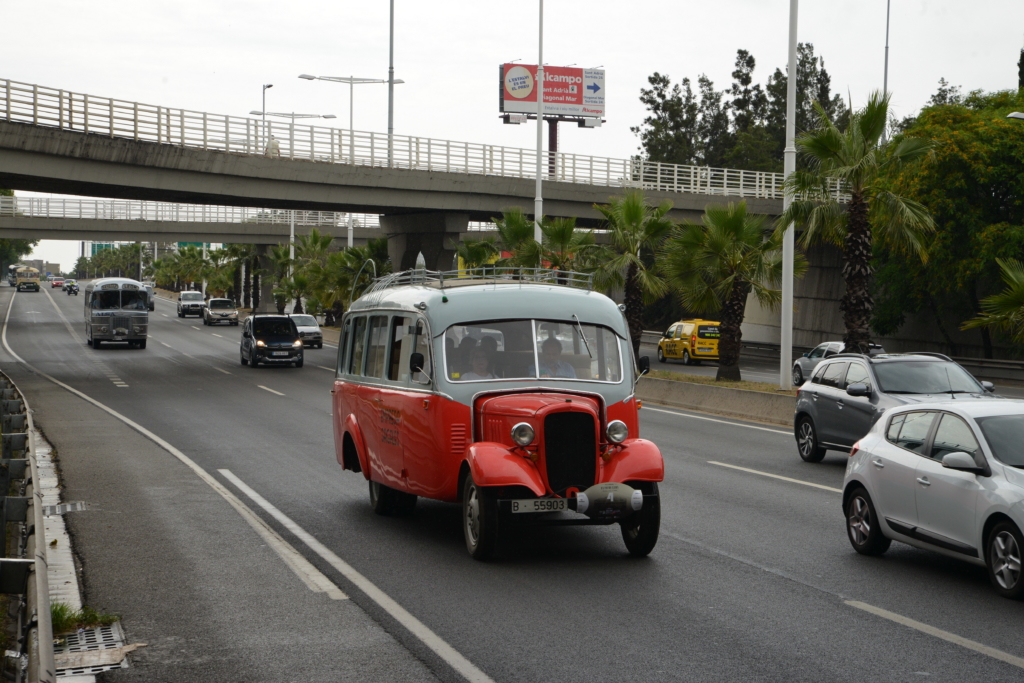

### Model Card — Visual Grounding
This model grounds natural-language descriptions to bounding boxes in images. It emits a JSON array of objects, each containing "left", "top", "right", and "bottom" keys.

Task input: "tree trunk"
[
  {"left": 624, "top": 263, "right": 644, "bottom": 361},
  {"left": 839, "top": 192, "right": 875, "bottom": 354},
  {"left": 251, "top": 259, "right": 261, "bottom": 311},
  {"left": 293, "top": 296, "right": 303, "bottom": 314},
  {"left": 232, "top": 262, "right": 242, "bottom": 307},
  {"left": 924, "top": 293, "right": 959, "bottom": 356},
  {"left": 242, "top": 260, "right": 251, "bottom": 309},
  {"left": 716, "top": 280, "right": 750, "bottom": 381},
  {"left": 969, "top": 281, "right": 993, "bottom": 359}
]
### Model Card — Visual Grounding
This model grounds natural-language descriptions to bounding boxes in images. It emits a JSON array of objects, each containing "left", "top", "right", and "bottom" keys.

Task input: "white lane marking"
[
  {"left": 212, "top": 334, "right": 223, "bottom": 338},
  {"left": 191, "top": 326, "right": 200, "bottom": 330},
  {"left": 0, "top": 298, "right": 346, "bottom": 601},
  {"left": 161, "top": 313, "right": 168, "bottom": 317},
  {"left": 41, "top": 287, "right": 85, "bottom": 344},
  {"left": 317, "top": 365, "right": 334, "bottom": 371},
  {"left": 160, "top": 342, "right": 172, "bottom": 348},
  {"left": 258, "top": 385, "right": 284, "bottom": 396},
  {"left": 218, "top": 469, "right": 496, "bottom": 683},
  {"left": 708, "top": 461, "right": 842, "bottom": 493},
  {"left": 643, "top": 406, "right": 790, "bottom": 435},
  {"left": 845, "top": 601, "right": 1024, "bottom": 670},
  {"left": 214, "top": 367, "right": 231, "bottom": 375}
]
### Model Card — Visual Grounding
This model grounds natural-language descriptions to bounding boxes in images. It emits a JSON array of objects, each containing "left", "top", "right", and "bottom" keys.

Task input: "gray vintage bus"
[{"left": 83, "top": 277, "right": 149, "bottom": 349}]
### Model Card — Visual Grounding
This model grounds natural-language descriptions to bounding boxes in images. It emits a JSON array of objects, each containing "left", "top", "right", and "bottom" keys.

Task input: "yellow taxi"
[{"left": 657, "top": 319, "right": 720, "bottom": 365}]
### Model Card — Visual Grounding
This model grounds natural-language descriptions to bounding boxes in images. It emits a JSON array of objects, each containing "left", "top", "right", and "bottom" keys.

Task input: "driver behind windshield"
[{"left": 530, "top": 338, "right": 576, "bottom": 378}]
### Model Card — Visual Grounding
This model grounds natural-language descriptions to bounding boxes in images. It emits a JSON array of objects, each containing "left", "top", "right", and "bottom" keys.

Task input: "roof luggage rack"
[{"left": 365, "top": 267, "right": 595, "bottom": 295}]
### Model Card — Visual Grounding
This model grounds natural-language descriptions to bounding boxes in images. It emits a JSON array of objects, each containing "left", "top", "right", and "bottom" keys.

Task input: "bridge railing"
[{"left": 0, "top": 78, "right": 845, "bottom": 201}]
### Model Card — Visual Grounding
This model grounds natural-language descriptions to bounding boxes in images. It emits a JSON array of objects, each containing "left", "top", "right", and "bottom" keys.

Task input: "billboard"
[{"left": 499, "top": 64, "right": 605, "bottom": 119}]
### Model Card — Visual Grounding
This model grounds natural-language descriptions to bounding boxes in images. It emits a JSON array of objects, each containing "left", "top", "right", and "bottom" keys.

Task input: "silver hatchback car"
[{"left": 288, "top": 314, "right": 323, "bottom": 348}]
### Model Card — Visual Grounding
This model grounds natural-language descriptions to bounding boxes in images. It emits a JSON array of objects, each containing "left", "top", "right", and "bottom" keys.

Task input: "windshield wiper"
[
  {"left": 572, "top": 314, "right": 593, "bottom": 359},
  {"left": 886, "top": 390, "right": 924, "bottom": 394}
]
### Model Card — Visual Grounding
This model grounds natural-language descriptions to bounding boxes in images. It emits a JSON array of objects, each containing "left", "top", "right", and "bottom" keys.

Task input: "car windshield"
[
  {"left": 291, "top": 315, "right": 318, "bottom": 327},
  {"left": 181, "top": 292, "right": 203, "bottom": 301},
  {"left": 873, "top": 361, "right": 981, "bottom": 394},
  {"left": 254, "top": 319, "right": 296, "bottom": 337},
  {"left": 976, "top": 415, "right": 1024, "bottom": 467},
  {"left": 209, "top": 300, "right": 233, "bottom": 309},
  {"left": 444, "top": 319, "right": 622, "bottom": 383}
]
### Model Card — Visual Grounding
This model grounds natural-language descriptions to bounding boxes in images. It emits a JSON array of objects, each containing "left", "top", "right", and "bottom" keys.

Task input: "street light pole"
[
  {"left": 534, "top": 0, "right": 545, "bottom": 244},
  {"left": 262, "top": 84, "right": 273, "bottom": 150},
  {"left": 388, "top": 0, "right": 395, "bottom": 167},
  {"left": 882, "top": 0, "right": 891, "bottom": 143},
  {"left": 779, "top": 0, "right": 798, "bottom": 390}
]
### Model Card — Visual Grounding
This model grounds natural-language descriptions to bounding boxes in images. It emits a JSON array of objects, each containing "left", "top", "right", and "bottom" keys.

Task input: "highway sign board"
[{"left": 499, "top": 64, "right": 605, "bottom": 119}]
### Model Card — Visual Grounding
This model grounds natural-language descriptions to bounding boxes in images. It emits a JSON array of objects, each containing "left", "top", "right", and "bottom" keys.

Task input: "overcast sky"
[{"left": 7, "top": 0, "right": 1023, "bottom": 268}]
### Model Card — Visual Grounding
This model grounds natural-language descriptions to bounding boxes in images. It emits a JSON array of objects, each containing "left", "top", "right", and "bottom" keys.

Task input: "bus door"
[{"left": 358, "top": 315, "right": 406, "bottom": 488}]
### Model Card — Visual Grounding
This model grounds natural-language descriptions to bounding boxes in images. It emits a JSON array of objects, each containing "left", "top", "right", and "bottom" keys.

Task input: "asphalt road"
[{"left": 4, "top": 284, "right": 1024, "bottom": 682}]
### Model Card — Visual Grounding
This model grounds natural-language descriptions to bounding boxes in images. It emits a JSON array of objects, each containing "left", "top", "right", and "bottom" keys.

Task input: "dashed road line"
[
  {"left": 707, "top": 461, "right": 842, "bottom": 493},
  {"left": 317, "top": 365, "right": 334, "bottom": 371},
  {"left": 214, "top": 367, "right": 231, "bottom": 375},
  {"left": 191, "top": 326, "right": 200, "bottom": 330},
  {"left": 160, "top": 342, "right": 172, "bottom": 348},
  {"left": 258, "top": 385, "right": 284, "bottom": 396},
  {"left": 212, "top": 334, "right": 223, "bottom": 338}
]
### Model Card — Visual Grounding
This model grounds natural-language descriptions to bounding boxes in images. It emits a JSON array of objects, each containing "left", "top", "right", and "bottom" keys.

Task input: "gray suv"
[{"left": 794, "top": 353, "right": 998, "bottom": 462}]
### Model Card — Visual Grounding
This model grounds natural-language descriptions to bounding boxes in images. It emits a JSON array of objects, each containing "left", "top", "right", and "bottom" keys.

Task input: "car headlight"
[
  {"left": 256, "top": 340, "right": 266, "bottom": 347},
  {"left": 511, "top": 422, "right": 535, "bottom": 447},
  {"left": 293, "top": 340, "right": 302, "bottom": 348},
  {"left": 606, "top": 420, "right": 628, "bottom": 443}
]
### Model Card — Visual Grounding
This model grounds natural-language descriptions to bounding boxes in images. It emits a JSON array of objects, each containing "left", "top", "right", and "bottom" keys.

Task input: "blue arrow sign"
[{"left": 586, "top": 82, "right": 601, "bottom": 94}]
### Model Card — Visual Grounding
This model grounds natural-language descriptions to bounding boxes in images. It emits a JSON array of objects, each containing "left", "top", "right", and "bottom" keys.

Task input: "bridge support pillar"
[
  {"left": 256, "top": 244, "right": 276, "bottom": 313},
  {"left": 380, "top": 213, "right": 468, "bottom": 272}
]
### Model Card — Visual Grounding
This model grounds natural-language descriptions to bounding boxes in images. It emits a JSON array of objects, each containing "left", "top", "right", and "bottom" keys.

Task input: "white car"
[
  {"left": 844, "top": 401, "right": 1024, "bottom": 598},
  {"left": 288, "top": 314, "right": 323, "bottom": 348}
]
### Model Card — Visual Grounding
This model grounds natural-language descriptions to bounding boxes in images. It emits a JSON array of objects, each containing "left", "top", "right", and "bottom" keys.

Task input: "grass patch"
[
  {"left": 51, "top": 602, "right": 119, "bottom": 635},
  {"left": 646, "top": 369, "right": 797, "bottom": 396}
]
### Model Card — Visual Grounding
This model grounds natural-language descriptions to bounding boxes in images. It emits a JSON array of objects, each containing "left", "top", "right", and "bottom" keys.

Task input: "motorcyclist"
[{"left": 67, "top": 282, "right": 79, "bottom": 296}]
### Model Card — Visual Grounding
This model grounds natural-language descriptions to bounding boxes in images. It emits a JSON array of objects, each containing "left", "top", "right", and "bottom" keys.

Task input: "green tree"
[
  {"left": 962, "top": 258, "right": 1024, "bottom": 343},
  {"left": 779, "top": 91, "right": 935, "bottom": 353},
  {"left": 490, "top": 207, "right": 539, "bottom": 267},
  {"left": 659, "top": 201, "right": 803, "bottom": 380},
  {"left": 593, "top": 190, "right": 674, "bottom": 359},
  {"left": 451, "top": 235, "right": 499, "bottom": 274},
  {"left": 872, "top": 88, "right": 1024, "bottom": 357}
]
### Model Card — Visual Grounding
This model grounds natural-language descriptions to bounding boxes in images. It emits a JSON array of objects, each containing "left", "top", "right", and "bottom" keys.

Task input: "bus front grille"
[{"left": 543, "top": 412, "right": 596, "bottom": 493}]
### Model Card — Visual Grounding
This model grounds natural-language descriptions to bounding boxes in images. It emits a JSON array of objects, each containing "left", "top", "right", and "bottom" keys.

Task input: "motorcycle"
[{"left": 67, "top": 284, "right": 79, "bottom": 296}]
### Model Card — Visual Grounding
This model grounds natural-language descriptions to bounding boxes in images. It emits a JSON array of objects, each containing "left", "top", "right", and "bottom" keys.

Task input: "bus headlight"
[
  {"left": 606, "top": 420, "right": 628, "bottom": 443},
  {"left": 97, "top": 326, "right": 109, "bottom": 333},
  {"left": 511, "top": 422, "right": 535, "bottom": 447},
  {"left": 133, "top": 326, "right": 144, "bottom": 333}
]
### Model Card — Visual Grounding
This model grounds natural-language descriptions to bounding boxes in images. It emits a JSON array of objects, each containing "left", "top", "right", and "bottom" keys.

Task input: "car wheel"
[
  {"left": 845, "top": 488, "right": 891, "bottom": 556},
  {"left": 793, "top": 365, "right": 804, "bottom": 386},
  {"left": 684, "top": 350, "right": 694, "bottom": 366},
  {"left": 317, "top": 342, "right": 323, "bottom": 349},
  {"left": 657, "top": 347, "right": 665, "bottom": 363},
  {"left": 620, "top": 481, "right": 661, "bottom": 557},
  {"left": 796, "top": 416, "right": 827, "bottom": 463},
  {"left": 987, "top": 521, "right": 1024, "bottom": 599},
  {"left": 463, "top": 474, "right": 498, "bottom": 560},
  {"left": 294, "top": 357, "right": 304, "bottom": 368},
  {"left": 369, "top": 480, "right": 398, "bottom": 516},
  {"left": 250, "top": 355, "right": 259, "bottom": 368},
  {"left": 240, "top": 353, "right": 248, "bottom": 366}
]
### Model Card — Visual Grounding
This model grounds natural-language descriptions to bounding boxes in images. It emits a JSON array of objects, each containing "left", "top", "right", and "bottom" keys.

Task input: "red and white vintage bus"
[{"left": 332, "top": 269, "right": 664, "bottom": 559}]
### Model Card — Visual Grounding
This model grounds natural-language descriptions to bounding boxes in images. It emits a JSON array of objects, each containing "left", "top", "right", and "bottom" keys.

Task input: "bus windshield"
[
  {"left": 92, "top": 290, "right": 148, "bottom": 311},
  {"left": 444, "top": 319, "right": 623, "bottom": 383}
]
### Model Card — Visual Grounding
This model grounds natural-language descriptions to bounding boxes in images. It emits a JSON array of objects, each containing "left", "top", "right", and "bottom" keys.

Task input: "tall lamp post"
[
  {"left": 534, "top": 0, "right": 545, "bottom": 244},
  {"left": 299, "top": 74, "right": 405, "bottom": 246},
  {"left": 779, "top": 0, "right": 798, "bottom": 389},
  {"left": 261, "top": 84, "right": 273, "bottom": 150}
]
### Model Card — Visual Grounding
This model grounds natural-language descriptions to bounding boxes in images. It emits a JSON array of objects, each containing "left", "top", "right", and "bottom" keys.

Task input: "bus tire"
[{"left": 138, "top": 340, "right": 147, "bottom": 350}]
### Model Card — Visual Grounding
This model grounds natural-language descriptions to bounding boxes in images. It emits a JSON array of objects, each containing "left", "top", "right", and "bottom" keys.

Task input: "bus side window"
[
  {"left": 365, "top": 316, "right": 389, "bottom": 378},
  {"left": 348, "top": 316, "right": 367, "bottom": 375},
  {"left": 338, "top": 317, "right": 351, "bottom": 376}
]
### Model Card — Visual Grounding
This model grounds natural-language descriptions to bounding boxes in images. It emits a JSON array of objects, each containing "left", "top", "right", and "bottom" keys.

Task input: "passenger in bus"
[
  {"left": 530, "top": 338, "right": 576, "bottom": 378},
  {"left": 461, "top": 349, "right": 496, "bottom": 380}
]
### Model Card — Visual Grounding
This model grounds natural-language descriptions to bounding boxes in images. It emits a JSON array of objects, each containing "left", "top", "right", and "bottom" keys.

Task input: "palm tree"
[
  {"left": 660, "top": 201, "right": 806, "bottom": 381},
  {"left": 593, "top": 189, "right": 675, "bottom": 359},
  {"left": 778, "top": 90, "right": 934, "bottom": 353},
  {"left": 491, "top": 207, "right": 539, "bottom": 268},
  {"left": 962, "top": 258, "right": 1024, "bottom": 343},
  {"left": 540, "top": 217, "right": 597, "bottom": 275},
  {"left": 450, "top": 235, "right": 499, "bottom": 275}
]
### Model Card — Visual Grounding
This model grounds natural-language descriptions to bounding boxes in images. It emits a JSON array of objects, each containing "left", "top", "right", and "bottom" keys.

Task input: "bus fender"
[
  {"left": 342, "top": 414, "right": 371, "bottom": 479},
  {"left": 601, "top": 438, "right": 665, "bottom": 483},
  {"left": 466, "top": 442, "right": 546, "bottom": 496}
]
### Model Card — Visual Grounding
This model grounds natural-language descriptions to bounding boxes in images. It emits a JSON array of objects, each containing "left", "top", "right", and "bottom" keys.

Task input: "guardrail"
[
  {"left": 0, "top": 373, "right": 56, "bottom": 682},
  {"left": 0, "top": 78, "right": 845, "bottom": 201}
]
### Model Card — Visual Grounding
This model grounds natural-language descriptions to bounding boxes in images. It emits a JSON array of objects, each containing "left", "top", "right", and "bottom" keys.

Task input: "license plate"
[
  {"left": 271, "top": 351, "right": 289, "bottom": 357},
  {"left": 510, "top": 498, "right": 567, "bottom": 514}
]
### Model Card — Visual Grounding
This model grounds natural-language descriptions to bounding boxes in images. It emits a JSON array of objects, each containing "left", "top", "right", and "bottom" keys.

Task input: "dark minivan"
[{"left": 240, "top": 315, "right": 304, "bottom": 368}]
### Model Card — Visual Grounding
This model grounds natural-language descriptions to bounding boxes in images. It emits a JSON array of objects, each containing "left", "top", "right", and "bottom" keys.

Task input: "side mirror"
[
  {"left": 846, "top": 383, "right": 870, "bottom": 397},
  {"left": 410, "top": 352, "right": 425, "bottom": 373},
  {"left": 663, "top": 331, "right": 672, "bottom": 339},
  {"left": 802, "top": 352, "right": 809, "bottom": 358},
  {"left": 638, "top": 356, "right": 650, "bottom": 376},
  {"left": 243, "top": 331, "right": 251, "bottom": 338},
  {"left": 942, "top": 451, "right": 982, "bottom": 473},
  {"left": 981, "top": 381, "right": 995, "bottom": 393}
]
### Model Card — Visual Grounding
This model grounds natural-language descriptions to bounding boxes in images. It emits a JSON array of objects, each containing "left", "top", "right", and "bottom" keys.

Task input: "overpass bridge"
[{"left": 0, "top": 78, "right": 827, "bottom": 269}]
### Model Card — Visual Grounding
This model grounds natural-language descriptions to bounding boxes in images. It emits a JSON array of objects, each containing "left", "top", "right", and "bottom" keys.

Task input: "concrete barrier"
[{"left": 636, "top": 376, "right": 796, "bottom": 427}]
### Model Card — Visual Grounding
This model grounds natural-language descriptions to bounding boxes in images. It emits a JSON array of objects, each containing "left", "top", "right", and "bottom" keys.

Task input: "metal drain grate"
[{"left": 55, "top": 623, "right": 131, "bottom": 677}]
